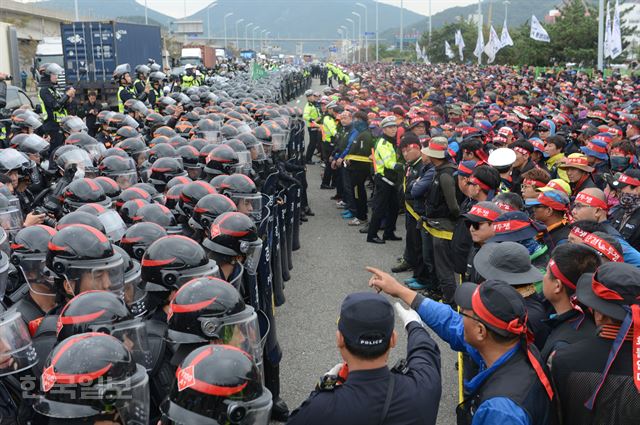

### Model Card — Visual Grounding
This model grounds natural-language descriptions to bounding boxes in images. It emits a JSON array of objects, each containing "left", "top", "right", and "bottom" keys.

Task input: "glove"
[
  {"left": 317, "top": 362, "right": 349, "bottom": 390},
  {"left": 394, "top": 302, "right": 422, "bottom": 328}
]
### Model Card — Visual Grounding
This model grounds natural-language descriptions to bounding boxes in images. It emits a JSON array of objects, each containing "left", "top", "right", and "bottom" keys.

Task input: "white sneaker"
[
  {"left": 336, "top": 201, "right": 347, "bottom": 209},
  {"left": 348, "top": 218, "right": 366, "bottom": 226}
]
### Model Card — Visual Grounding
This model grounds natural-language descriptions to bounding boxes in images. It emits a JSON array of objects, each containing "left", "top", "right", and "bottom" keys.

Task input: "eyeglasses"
[
  {"left": 572, "top": 203, "right": 593, "bottom": 211},
  {"left": 459, "top": 310, "right": 483, "bottom": 324}
]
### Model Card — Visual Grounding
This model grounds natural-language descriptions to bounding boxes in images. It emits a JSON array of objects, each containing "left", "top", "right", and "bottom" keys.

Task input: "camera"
[{"left": 33, "top": 207, "right": 56, "bottom": 228}]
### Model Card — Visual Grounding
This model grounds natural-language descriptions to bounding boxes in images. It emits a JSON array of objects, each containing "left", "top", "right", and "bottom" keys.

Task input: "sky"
[{"left": 132, "top": 0, "right": 478, "bottom": 20}]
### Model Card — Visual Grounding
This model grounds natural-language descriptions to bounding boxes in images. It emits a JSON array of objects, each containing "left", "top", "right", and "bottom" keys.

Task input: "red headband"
[
  {"left": 564, "top": 156, "right": 590, "bottom": 168},
  {"left": 513, "top": 146, "right": 530, "bottom": 156},
  {"left": 471, "top": 287, "right": 554, "bottom": 400},
  {"left": 495, "top": 201, "right": 517, "bottom": 212},
  {"left": 618, "top": 174, "right": 640, "bottom": 187},
  {"left": 457, "top": 164, "right": 474, "bottom": 175},
  {"left": 493, "top": 219, "right": 530, "bottom": 234},
  {"left": 570, "top": 227, "right": 623, "bottom": 262},
  {"left": 548, "top": 258, "right": 576, "bottom": 290},
  {"left": 523, "top": 178, "right": 546, "bottom": 188},
  {"left": 469, "top": 205, "right": 501, "bottom": 221},
  {"left": 428, "top": 142, "right": 447, "bottom": 151},
  {"left": 575, "top": 192, "right": 609, "bottom": 210},
  {"left": 469, "top": 176, "right": 491, "bottom": 191},
  {"left": 584, "top": 275, "right": 640, "bottom": 409}
]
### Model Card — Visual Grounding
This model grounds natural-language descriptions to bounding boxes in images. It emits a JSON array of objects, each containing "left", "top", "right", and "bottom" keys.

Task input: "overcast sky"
[{"left": 134, "top": 0, "right": 477, "bottom": 19}]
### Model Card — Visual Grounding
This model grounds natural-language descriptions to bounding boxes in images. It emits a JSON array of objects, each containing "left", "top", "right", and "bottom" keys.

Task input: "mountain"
[
  {"left": 382, "top": 0, "right": 561, "bottom": 40},
  {"left": 31, "top": 0, "right": 425, "bottom": 38},
  {"left": 33, "top": 0, "right": 174, "bottom": 26}
]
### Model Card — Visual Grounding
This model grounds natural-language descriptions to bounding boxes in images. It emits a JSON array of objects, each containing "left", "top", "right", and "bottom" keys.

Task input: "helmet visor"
[
  {"left": 236, "top": 151, "right": 252, "bottom": 174},
  {"left": 240, "top": 240, "right": 262, "bottom": 276},
  {"left": 33, "top": 364, "right": 150, "bottom": 423},
  {"left": 201, "top": 131, "right": 221, "bottom": 143},
  {"left": 62, "top": 256, "right": 125, "bottom": 296},
  {"left": 147, "top": 260, "right": 220, "bottom": 292},
  {"left": 98, "top": 210, "right": 128, "bottom": 243},
  {"left": 0, "top": 206, "right": 24, "bottom": 236},
  {"left": 228, "top": 193, "right": 262, "bottom": 222},
  {"left": 235, "top": 123, "right": 252, "bottom": 135},
  {"left": 0, "top": 311, "right": 38, "bottom": 376},
  {"left": 83, "top": 143, "right": 107, "bottom": 163},
  {"left": 57, "top": 149, "right": 93, "bottom": 172},
  {"left": 271, "top": 133, "right": 287, "bottom": 152},
  {"left": 113, "top": 171, "right": 138, "bottom": 190},
  {"left": 249, "top": 144, "right": 267, "bottom": 161},
  {"left": 16, "top": 255, "right": 56, "bottom": 296},
  {"left": 90, "top": 319, "right": 152, "bottom": 371}
]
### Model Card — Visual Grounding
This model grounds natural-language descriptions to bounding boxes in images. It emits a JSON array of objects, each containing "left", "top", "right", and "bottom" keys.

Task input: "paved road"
[{"left": 275, "top": 81, "right": 459, "bottom": 424}]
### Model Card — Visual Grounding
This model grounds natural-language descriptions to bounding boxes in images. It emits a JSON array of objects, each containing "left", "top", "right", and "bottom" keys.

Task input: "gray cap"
[
  {"left": 473, "top": 242, "right": 543, "bottom": 285},
  {"left": 380, "top": 116, "right": 398, "bottom": 129}
]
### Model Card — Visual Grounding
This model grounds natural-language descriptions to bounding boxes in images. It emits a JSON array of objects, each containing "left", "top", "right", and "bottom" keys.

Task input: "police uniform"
[
  {"left": 288, "top": 293, "right": 441, "bottom": 425},
  {"left": 117, "top": 85, "right": 136, "bottom": 113},
  {"left": 38, "top": 84, "right": 69, "bottom": 151}
]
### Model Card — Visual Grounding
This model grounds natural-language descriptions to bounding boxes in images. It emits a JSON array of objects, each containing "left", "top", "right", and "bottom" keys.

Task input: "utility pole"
[
  {"left": 399, "top": 0, "right": 404, "bottom": 51},
  {"left": 375, "top": 1, "right": 379, "bottom": 62},
  {"left": 74, "top": 0, "right": 79, "bottom": 21},
  {"left": 144, "top": 0, "right": 148, "bottom": 25},
  {"left": 477, "top": 0, "right": 482, "bottom": 65},
  {"left": 597, "top": 0, "right": 604, "bottom": 70},
  {"left": 429, "top": 0, "right": 432, "bottom": 44},
  {"left": 356, "top": 3, "right": 368, "bottom": 62},
  {"left": 223, "top": 13, "right": 234, "bottom": 49}
]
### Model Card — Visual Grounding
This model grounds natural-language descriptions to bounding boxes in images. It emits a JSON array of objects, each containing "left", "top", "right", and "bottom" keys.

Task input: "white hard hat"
[
  {"left": 184, "top": 64, "right": 194, "bottom": 70},
  {"left": 488, "top": 148, "right": 516, "bottom": 168}
]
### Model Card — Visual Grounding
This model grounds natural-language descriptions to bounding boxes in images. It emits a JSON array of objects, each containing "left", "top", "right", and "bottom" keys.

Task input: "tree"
[{"left": 419, "top": 0, "right": 638, "bottom": 66}]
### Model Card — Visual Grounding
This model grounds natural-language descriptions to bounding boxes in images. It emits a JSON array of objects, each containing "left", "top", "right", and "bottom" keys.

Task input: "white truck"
[
  {"left": 34, "top": 37, "right": 66, "bottom": 89},
  {"left": 0, "top": 23, "right": 20, "bottom": 79}
]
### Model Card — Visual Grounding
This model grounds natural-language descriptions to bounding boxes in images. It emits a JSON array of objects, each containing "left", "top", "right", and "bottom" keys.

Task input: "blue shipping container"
[{"left": 61, "top": 21, "right": 162, "bottom": 84}]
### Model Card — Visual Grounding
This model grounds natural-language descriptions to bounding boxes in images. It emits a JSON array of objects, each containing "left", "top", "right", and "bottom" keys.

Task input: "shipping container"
[{"left": 60, "top": 21, "right": 162, "bottom": 107}]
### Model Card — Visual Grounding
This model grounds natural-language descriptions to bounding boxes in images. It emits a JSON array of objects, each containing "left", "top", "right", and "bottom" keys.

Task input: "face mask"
[
  {"left": 610, "top": 155, "right": 630, "bottom": 172},
  {"left": 618, "top": 192, "right": 640, "bottom": 212}
]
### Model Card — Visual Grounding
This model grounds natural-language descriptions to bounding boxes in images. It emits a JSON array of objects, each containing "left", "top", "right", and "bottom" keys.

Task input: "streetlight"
[
  {"left": 235, "top": 18, "right": 244, "bottom": 50},
  {"left": 252, "top": 26, "right": 260, "bottom": 51},
  {"left": 346, "top": 18, "right": 355, "bottom": 64},
  {"left": 245, "top": 23, "right": 253, "bottom": 50},
  {"left": 265, "top": 31, "right": 271, "bottom": 53},
  {"left": 261, "top": 29, "right": 267, "bottom": 51},
  {"left": 340, "top": 25, "right": 349, "bottom": 63},
  {"left": 598, "top": 0, "right": 604, "bottom": 70},
  {"left": 356, "top": 2, "right": 368, "bottom": 62},
  {"left": 223, "top": 12, "right": 234, "bottom": 49},
  {"left": 375, "top": 0, "right": 379, "bottom": 62},
  {"left": 207, "top": 3, "right": 216, "bottom": 40},
  {"left": 400, "top": 0, "right": 404, "bottom": 51},
  {"left": 352, "top": 11, "right": 361, "bottom": 63}
]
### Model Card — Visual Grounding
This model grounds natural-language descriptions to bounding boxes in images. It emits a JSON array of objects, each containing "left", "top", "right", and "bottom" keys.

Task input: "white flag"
[
  {"left": 530, "top": 15, "right": 550, "bottom": 42},
  {"left": 605, "top": 1, "right": 612, "bottom": 58},
  {"left": 445, "top": 40, "right": 455, "bottom": 59},
  {"left": 483, "top": 26, "right": 501, "bottom": 63},
  {"left": 415, "top": 41, "right": 422, "bottom": 61},
  {"left": 423, "top": 50, "right": 431, "bottom": 65},
  {"left": 610, "top": 0, "right": 623, "bottom": 59},
  {"left": 500, "top": 19, "right": 513, "bottom": 48},
  {"left": 474, "top": 28, "right": 484, "bottom": 60},
  {"left": 455, "top": 29, "right": 465, "bottom": 61}
]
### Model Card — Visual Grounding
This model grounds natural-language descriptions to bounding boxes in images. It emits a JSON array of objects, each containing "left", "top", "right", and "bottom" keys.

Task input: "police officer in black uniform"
[
  {"left": 37, "top": 63, "right": 75, "bottom": 151},
  {"left": 288, "top": 292, "right": 442, "bottom": 425}
]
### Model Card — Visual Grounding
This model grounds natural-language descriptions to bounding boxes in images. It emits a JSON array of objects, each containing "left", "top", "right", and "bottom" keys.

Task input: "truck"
[
  {"left": 35, "top": 37, "right": 66, "bottom": 90},
  {"left": 0, "top": 23, "right": 20, "bottom": 81},
  {"left": 60, "top": 21, "right": 162, "bottom": 108},
  {"left": 179, "top": 45, "right": 216, "bottom": 69}
]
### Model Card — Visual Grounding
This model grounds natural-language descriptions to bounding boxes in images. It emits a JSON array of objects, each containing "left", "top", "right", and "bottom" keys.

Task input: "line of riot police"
[{"left": 0, "top": 62, "right": 313, "bottom": 424}]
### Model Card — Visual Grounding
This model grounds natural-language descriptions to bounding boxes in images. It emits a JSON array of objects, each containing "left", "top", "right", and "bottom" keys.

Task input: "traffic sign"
[{"left": 365, "top": 32, "right": 375, "bottom": 36}]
